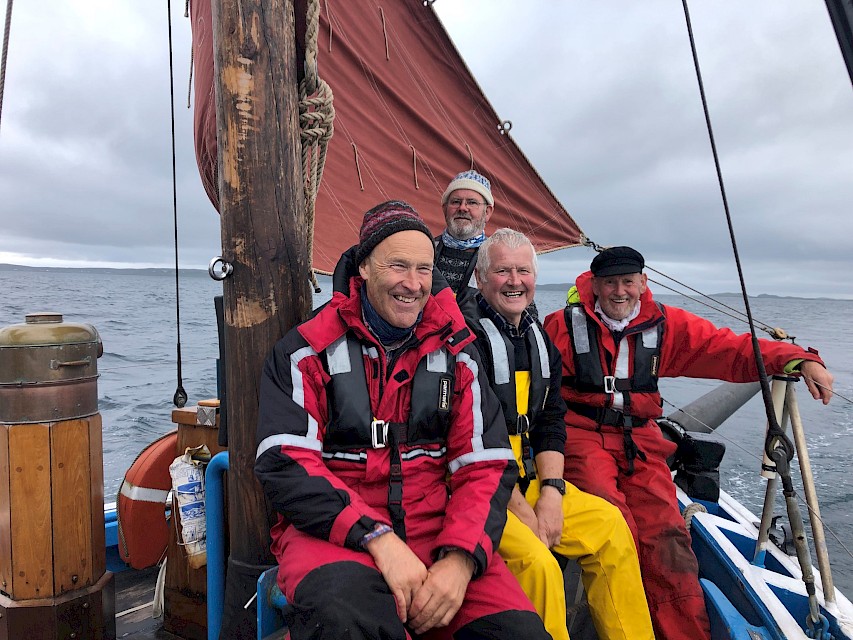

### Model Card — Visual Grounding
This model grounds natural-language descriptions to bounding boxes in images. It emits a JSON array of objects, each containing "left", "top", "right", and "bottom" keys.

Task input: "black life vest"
[
  {"left": 564, "top": 303, "right": 665, "bottom": 397},
  {"left": 470, "top": 313, "right": 551, "bottom": 486},
  {"left": 563, "top": 302, "right": 665, "bottom": 475},
  {"left": 472, "top": 316, "right": 551, "bottom": 435},
  {"left": 321, "top": 333, "right": 456, "bottom": 539}
]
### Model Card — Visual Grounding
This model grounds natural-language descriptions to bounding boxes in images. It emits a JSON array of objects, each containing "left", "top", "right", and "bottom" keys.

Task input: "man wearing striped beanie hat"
[
  {"left": 435, "top": 170, "right": 495, "bottom": 298},
  {"left": 255, "top": 199, "right": 551, "bottom": 639}
]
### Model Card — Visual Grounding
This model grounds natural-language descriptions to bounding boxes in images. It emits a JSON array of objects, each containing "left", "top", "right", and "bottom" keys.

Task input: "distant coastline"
[
  {"left": 534, "top": 282, "right": 844, "bottom": 301},
  {"left": 0, "top": 264, "right": 844, "bottom": 300}
]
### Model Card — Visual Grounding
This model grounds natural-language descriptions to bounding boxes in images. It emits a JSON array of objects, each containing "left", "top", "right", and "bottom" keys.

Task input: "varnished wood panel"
[
  {"left": 89, "top": 414, "right": 107, "bottom": 579},
  {"left": 51, "top": 419, "right": 94, "bottom": 594},
  {"left": 163, "top": 588, "right": 207, "bottom": 640},
  {"left": 164, "top": 411, "right": 228, "bottom": 635},
  {"left": 9, "top": 423, "right": 53, "bottom": 599},
  {"left": 0, "top": 426, "right": 11, "bottom": 596}
]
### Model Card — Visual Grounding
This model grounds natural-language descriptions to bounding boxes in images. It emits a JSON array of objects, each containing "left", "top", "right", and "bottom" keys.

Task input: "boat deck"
[{"left": 115, "top": 567, "right": 180, "bottom": 639}]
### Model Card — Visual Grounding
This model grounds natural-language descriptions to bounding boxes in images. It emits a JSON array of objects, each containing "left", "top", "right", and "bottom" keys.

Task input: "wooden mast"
[{"left": 211, "top": 0, "right": 310, "bottom": 633}]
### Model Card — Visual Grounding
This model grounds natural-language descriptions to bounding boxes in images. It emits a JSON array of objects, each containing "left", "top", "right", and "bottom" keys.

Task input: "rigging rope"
[
  {"left": 659, "top": 394, "right": 853, "bottom": 564},
  {"left": 680, "top": 0, "right": 788, "bottom": 452},
  {"left": 300, "top": 0, "right": 335, "bottom": 293},
  {"left": 167, "top": 0, "right": 187, "bottom": 408},
  {"left": 0, "top": 0, "right": 13, "bottom": 134},
  {"left": 681, "top": 3, "right": 824, "bottom": 622}
]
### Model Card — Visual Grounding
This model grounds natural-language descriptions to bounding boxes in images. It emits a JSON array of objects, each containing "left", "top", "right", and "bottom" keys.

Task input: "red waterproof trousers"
[
  {"left": 273, "top": 512, "right": 545, "bottom": 640},
  {"left": 563, "top": 424, "right": 711, "bottom": 640}
]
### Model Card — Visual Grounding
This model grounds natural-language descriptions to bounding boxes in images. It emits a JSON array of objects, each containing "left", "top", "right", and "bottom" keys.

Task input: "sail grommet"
[
  {"left": 423, "top": 0, "right": 436, "bottom": 6},
  {"left": 498, "top": 120, "right": 512, "bottom": 135},
  {"left": 208, "top": 256, "right": 234, "bottom": 281}
]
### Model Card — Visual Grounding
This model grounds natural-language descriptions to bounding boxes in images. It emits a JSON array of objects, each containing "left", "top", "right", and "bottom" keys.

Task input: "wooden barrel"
[{"left": 0, "top": 313, "right": 115, "bottom": 639}]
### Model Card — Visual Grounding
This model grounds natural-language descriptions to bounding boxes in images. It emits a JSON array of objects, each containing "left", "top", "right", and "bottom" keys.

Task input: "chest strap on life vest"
[{"left": 386, "top": 421, "right": 408, "bottom": 541}]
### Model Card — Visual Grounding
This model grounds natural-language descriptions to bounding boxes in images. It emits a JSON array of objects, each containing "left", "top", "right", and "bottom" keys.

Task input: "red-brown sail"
[{"left": 190, "top": 0, "right": 584, "bottom": 274}]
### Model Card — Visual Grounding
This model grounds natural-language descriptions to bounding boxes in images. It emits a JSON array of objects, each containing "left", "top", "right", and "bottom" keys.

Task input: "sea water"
[{"left": 1, "top": 267, "right": 851, "bottom": 592}]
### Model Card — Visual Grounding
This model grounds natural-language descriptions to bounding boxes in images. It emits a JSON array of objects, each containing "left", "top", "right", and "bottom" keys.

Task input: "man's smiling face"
[
  {"left": 358, "top": 230, "right": 434, "bottom": 328},
  {"left": 591, "top": 273, "right": 647, "bottom": 320},
  {"left": 476, "top": 243, "right": 536, "bottom": 327}
]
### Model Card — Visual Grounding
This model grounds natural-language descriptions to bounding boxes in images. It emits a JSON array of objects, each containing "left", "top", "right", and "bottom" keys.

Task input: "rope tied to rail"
[{"left": 300, "top": 0, "right": 335, "bottom": 293}]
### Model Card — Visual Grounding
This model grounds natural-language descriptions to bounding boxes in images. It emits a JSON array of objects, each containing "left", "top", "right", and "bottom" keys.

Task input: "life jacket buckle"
[
  {"left": 603, "top": 376, "right": 616, "bottom": 394},
  {"left": 371, "top": 419, "right": 388, "bottom": 448},
  {"left": 514, "top": 414, "right": 530, "bottom": 435}
]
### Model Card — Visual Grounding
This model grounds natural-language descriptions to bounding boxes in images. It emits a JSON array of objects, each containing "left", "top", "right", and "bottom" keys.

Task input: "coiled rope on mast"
[{"left": 299, "top": 0, "right": 335, "bottom": 293}]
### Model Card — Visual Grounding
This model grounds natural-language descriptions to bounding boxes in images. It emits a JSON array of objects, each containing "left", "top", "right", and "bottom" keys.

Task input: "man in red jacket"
[
  {"left": 255, "top": 201, "right": 549, "bottom": 640},
  {"left": 543, "top": 246, "right": 834, "bottom": 640}
]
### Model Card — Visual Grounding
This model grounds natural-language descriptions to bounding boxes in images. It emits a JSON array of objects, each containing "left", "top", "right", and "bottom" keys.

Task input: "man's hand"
[
  {"left": 408, "top": 550, "right": 474, "bottom": 634},
  {"left": 800, "top": 361, "right": 834, "bottom": 405},
  {"left": 365, "top": 531, "right": 428, "bottom": 623},
  {"left": 534, "top": 486, "right": 563, "bottom": 547},
  {"left": 508, "top": 485, "right": 538, "bottom": 532}
]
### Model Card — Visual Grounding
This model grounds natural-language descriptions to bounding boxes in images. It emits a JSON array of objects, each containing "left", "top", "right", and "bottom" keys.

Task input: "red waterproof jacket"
[
  {"left": 255, "top": 275, "right": 515, "bottom": 576},
  {"left": 543, "top": 271, "right": 825, "bottom": 432}
]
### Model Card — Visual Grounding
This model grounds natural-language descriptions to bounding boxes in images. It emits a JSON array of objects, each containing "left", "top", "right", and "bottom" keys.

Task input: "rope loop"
[{"left": 683, "top": 502, "right": 707, "bottom": 531}]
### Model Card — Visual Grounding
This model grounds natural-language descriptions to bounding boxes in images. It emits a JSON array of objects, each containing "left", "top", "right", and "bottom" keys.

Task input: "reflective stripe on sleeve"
[
  {"left": 256, "top": 433, "right": 323, "bottom": 460},
  {"left": 448, "top": 448, "right": 514, "bottom": 473}
]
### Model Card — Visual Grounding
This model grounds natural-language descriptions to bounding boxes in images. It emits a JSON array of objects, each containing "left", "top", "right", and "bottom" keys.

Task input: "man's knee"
[
  {"left": 454, "top": 610, "right": 550, "bottom": 639},
  {"left": 504, "top": 541, "right": 564, "bottom": 585},
  {"left": 288, "top": 561, "right": 406, "bottom": 640}
]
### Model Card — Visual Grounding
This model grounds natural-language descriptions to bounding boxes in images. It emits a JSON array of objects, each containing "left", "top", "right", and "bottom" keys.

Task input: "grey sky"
[{"left": 1, "top": 2, "right": 851, "bottom": 298}]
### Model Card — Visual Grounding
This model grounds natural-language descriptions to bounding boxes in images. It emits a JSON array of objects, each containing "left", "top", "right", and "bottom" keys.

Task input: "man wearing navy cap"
[{"left": 543, "top": 246, "right": 834, "bottom": 640}]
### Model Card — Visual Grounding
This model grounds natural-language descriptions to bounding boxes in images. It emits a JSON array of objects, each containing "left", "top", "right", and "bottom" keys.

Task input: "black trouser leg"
[
  {"left": 453, "top": 610, "right": 552, "bottom": 640},
  {"left": 287, "top": 561, "right": 407, "bottom": 640}
]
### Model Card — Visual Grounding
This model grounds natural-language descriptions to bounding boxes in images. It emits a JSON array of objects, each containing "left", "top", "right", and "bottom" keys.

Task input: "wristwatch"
[{"left": 540, "top": 478, "right": 566, "bottom": 495}]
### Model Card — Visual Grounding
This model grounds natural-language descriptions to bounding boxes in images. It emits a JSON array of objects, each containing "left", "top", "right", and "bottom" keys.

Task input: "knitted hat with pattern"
[
  {"left": 355, "top": 200, "right": 433, "bottom": 265},
  {"left": 441, "top": 170, "right": 494, "bottom": 206}
]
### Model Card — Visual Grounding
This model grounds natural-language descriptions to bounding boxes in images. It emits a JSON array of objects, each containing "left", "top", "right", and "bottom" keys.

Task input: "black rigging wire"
[
  {"left": 0, "top": 0, "right": 14, "bottom": 134},
  {"left": 680, "top": 0, "right": 793, "bottom": 463},
  {"left": 167, "top": 0, "right": 187, "bottom": 408}
]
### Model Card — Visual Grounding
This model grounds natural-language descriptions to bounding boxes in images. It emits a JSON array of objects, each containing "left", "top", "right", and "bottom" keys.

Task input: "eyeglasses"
[{"left": 448, "top": 198, "right": 487, "bottom": 208}]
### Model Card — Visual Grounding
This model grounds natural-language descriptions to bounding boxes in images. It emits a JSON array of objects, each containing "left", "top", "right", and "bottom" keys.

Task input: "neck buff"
[
  {"left": 361, "top": 282, "right": 421, "bottom": 346},
  {"left": 595, "top": 299, "right": 641, "bottom": 333},
  {"left": 441, "top": 229, "right": 486, "bottom": 250}
]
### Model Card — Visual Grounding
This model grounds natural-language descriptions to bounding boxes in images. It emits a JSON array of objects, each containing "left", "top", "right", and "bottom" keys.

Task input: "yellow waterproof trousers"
[{"left": 498, "top": 478, "right": 655, "bottom": 640}]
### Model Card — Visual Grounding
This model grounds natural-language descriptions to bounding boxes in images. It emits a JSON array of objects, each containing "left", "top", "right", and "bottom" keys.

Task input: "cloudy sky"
[{"left": 1, "top": 1, "right": 852, "bottom": 298}]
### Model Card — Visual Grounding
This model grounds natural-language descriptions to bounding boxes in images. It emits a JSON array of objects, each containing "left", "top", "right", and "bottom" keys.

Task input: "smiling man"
[
  {"left": 543, "top": 245, "right": 835, "bottom": 640},
  {"left": 255, "top": 202, "right": 549, "bottom": 640},
  {"left": 434, "top": 170, "right": 494, "bottom": 299},
  {"left": 465, "top": 230, "right": 654, "bottom": 640}
]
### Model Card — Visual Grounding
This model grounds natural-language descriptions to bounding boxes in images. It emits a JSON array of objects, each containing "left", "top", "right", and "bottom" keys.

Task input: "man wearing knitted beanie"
[
  {"left": 435, "top": 170, "right": 495, "bottom": 299},
  {"left": 256, "top": 201, "right": 549, "bottom": 640}
]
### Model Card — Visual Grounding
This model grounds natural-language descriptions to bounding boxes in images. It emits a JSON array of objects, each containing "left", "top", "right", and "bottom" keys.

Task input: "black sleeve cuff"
[{"left": 344, "top": 516, "right": 379, "bottom": 551}]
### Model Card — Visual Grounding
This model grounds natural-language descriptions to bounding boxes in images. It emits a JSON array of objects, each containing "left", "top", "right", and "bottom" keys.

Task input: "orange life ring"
[{"left": 117, "top": 430, "right": 178, "bottom": 570}]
